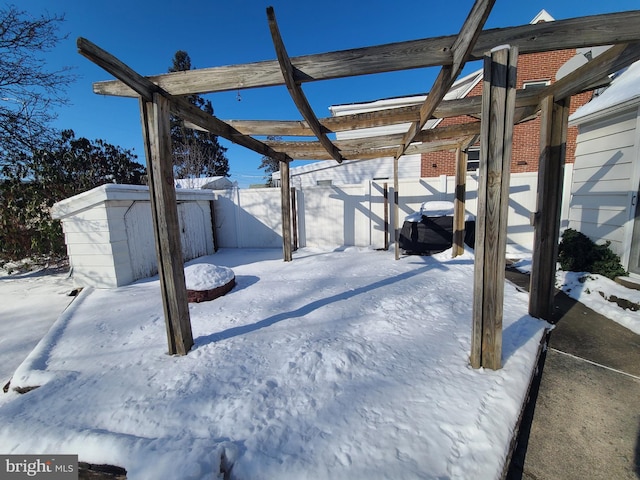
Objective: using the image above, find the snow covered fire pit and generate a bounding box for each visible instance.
[184,264,235,303]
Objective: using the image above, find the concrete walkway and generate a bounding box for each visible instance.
[506,270,640,480]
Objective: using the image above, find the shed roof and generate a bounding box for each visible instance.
[175,176,234,190]
[51,184,214,220]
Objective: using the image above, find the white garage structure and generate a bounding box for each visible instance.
[568,60,640,276]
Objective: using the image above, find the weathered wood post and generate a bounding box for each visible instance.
[452,146,468,258]
[470,45,518,370]
[383,182,389,251]
[291,186,298,251]
[280,159,293,261]
[393,156,400,260]
[140,94,193,355]
[529,96,570,320]
[210,200,219,253]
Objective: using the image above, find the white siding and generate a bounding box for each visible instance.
[211,189,240,248]
[569,109,639,259]
[179,202,214,260]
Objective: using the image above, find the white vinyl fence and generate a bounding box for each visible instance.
[213,167,574,252]
[54,169,573,287]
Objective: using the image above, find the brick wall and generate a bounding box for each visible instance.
[420,50,593,177]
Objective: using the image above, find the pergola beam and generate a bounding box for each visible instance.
[77,37,290,164]
[395,0,495,159]
[267,7,343,163]
[265,122,482,155]
[93,11,640,97]
[452,145,468,258]
[266,137,467,161]
[279,159,293,262]
[260,107,539,161]
[194,89,537,138]
[165,35,632,165]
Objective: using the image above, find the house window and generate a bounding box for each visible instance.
[466,149,480,172]
[316,180,332,186]
[523,80,550,90]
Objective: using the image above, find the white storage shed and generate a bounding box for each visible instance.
[51,184,216,288]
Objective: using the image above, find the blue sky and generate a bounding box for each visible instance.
[19,0,640,187]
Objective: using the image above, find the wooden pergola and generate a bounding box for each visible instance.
[78,1,640,367]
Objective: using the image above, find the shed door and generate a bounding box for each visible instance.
[125,201,158,281]
[177,202,209,262]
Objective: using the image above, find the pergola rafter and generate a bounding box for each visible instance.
[267,6,343,163]
[394,0,495,159]
[80,3,640,365]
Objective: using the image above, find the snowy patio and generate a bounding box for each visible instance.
[0,247,549,479]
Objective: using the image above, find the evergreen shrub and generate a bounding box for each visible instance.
[558,228,627,280]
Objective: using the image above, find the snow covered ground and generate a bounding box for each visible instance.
[512,258,640,335]
[0,246,636,479]
[0,267,75,388]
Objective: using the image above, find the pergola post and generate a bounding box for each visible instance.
[383,182,390,251]
[393,156,400,260]
[140,94,193,355]
[452,146,468,258]
[529,96,570,320]
[280,159,293,261]
[470,46,518,370]
[291,186,298,251]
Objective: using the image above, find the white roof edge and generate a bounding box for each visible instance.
[531,9,555,24]
[453,67,483,98]
[329,94,427,116]
[175,176,233,189]
[329,68,483,116]
[569,60,640,125]
[569,96,640,127]
[51,184,214,219]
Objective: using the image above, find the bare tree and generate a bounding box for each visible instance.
[0,5,75,168]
